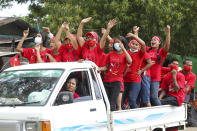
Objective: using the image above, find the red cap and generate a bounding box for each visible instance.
[85,32,98,41]
[152,36,161,43]
[128,40,140,47]
[64,34,77,41]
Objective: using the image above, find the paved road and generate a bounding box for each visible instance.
[183,127,197,131]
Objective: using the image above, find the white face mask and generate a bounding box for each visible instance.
[129,48,138,53]
[114,43,121,51]
[34,37,42,44]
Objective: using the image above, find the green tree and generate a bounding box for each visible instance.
[1,0,197,57]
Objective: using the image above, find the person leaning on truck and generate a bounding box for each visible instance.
[179,59,196,103]
[159,59,185,106]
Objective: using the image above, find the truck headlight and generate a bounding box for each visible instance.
[25,121,51,131]
[25,122,38,131]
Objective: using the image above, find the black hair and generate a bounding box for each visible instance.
[169,58,179,64]
[147,36,163,64]
[113,35,129,50]
[66,77,78,86]
[183,59,192,64]
[38,32,48,47]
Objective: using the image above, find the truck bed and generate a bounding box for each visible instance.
[111,104,187,131]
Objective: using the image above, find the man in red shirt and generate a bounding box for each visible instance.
[55,22,81,62]
[159,60,185,106]
[180,59,196,103]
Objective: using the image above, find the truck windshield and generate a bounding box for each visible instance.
[0,69,63,106]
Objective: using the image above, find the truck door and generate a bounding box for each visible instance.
[51,69,108,131]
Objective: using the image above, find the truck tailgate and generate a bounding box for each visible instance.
[112,104,187,131]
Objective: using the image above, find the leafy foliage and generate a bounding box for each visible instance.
[1,0,197,57]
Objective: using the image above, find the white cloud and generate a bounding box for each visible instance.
[0,2,30,17]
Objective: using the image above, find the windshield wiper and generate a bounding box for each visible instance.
[0,101,40,107]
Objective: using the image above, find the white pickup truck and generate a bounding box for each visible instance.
[0,61,187,131]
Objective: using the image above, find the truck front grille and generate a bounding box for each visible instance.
[0,120,23,131]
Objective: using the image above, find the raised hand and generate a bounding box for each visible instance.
[23,28,29,37]
[42,27,50,33]
[61,22,69,31]
[126,32,135,38]
[101,28,106,34]
[166,25,170,32]
[133,26,139,33]
[81,17,92,24]
[107,19,117,29]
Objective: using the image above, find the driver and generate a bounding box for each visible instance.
[62,77,80,99]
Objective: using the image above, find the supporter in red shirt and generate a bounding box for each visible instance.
[42,27,62,62]
[138,52,153,107]
[161,58,180,83]
[180,59,196,103]
[146,25,171,106]
[49,40,62,62]
[55,22,81,62]
[16,28,53,63]
[77,17,116,66]
[99,37,132,111]
[122,27,146,109]
[159,60,185,106]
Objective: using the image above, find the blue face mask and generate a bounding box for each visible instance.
[34,37,42,44]
[114,43,121,51]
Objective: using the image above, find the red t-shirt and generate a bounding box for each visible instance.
[52,52,62,62]
[179,70,196,94]
[141,52,151,77]
[104,51,127,82]
[98,52,108,67]
[74,92,80,99]
[21,48,53,64]
[58,44,81,62]
[161,67,171,81]
[124,50,144,83]
[146,47,168,81]
[161,72,185,106]
[82,42,104,66]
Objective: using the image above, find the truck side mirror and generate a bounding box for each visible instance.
[57,91,73,105]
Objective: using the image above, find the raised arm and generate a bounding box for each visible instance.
[163,25,170,52]
[16,28,29,53]
[101,28,113,41]
[119,43,132,64]
[133,26,139,37]
[77,17,92,47]
[100,19,117,49]
[62,22,78,50]
[54,24,64,48]
[126,32,146,53]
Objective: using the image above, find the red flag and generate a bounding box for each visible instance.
[10,54,20,67]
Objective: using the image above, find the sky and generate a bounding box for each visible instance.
[0,2,30,17]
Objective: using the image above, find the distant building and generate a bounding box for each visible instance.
[0,17,37,71]
[0,17,37,52]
